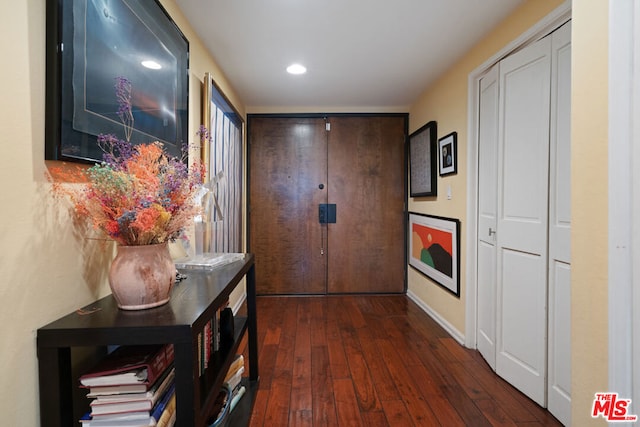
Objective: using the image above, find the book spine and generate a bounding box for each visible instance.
[156,393,176,427]
[141,344,173,387]
[151,383,176,421]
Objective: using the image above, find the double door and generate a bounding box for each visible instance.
[248,115,407,295]
[476,21,571,425]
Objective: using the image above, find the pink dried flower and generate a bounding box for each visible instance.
[50,77,204,246]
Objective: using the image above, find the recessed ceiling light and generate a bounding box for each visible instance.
[286,63,307,75]
[141,60,162,70]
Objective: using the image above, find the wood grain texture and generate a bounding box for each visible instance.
[248,117,328,294]
[246,295,563,427]
[248,114,407,295]
[327,116,407,293]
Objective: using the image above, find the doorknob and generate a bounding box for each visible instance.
[318,183,324,189]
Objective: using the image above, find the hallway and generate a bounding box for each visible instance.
[244,295,563,426]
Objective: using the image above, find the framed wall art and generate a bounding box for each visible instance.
[408,212,460,297]
[200,72,244,253]
[45,0,189,163]
[438,131,457,176]
[409,121,438,197]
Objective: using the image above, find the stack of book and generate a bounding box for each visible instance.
[207,354,247,426]
[78,344,176,427]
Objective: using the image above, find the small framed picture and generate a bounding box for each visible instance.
[438,132,457,176]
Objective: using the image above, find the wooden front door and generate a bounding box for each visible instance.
[249,114,407,295]
[248,117,328,294]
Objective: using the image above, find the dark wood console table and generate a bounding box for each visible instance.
[37,253,258,427]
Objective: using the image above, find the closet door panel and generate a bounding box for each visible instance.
[477,65,500,369]
[495,36,551,406]
[547,21,572,427]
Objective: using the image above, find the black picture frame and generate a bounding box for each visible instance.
[45,0,189,163]
[409,121,438,197]
[408,212,460,297]
[438,131,458,176]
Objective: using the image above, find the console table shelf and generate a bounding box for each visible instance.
[36,253,258,427]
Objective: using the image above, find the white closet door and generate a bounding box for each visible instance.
[477,64,500,370]
[547,21,572,426]
[496,36,551,406]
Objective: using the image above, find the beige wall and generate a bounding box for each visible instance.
[571,1,609,425]
[408,0,565,336]
[1,0,613,425]
[409,0,611,426]
[0,1,243,425]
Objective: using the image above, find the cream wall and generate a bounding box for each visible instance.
[2,1,613,426]
[571,1,609,425]
[0,1,243,425]
[408,0,564,337]
[409,0,611,426]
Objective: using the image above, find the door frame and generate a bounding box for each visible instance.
[464,1,572,349]
[246,112,410,295]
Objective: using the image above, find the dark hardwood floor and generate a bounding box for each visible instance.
[242,295,563,426]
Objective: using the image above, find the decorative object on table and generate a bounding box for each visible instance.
[108,243,176,309]
[409,120,438,197]
[45,0,189,163]
[192,166,225,256]
[174,252,245,271]
[50,77,204,310]
[408,212,461,297]
[438,131,458,176]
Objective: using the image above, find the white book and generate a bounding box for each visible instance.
[223,366,244,391]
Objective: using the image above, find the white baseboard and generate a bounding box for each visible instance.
[406,289,466,346]
[231,291,247,315]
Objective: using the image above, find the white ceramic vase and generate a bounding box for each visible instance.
[108,242,176,310]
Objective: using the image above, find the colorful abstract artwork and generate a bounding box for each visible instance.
[408,213,460,297]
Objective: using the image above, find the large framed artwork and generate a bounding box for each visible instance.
[409,121,438,197]
[408,212,460,297]
[200,72,244,253]
[45,0,189,163]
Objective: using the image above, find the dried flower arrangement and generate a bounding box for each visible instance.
[51,77,204,246]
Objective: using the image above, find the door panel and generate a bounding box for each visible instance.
[249,115,406,295]
[249,117,328,294]
[496,36,551,406]
[547,21,572,426]
[477,65,500,369]
[499,249,546,384]
[548,260,571,418]
[327,116,406,293]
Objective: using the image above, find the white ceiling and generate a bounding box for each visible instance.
[175,0,525,110]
